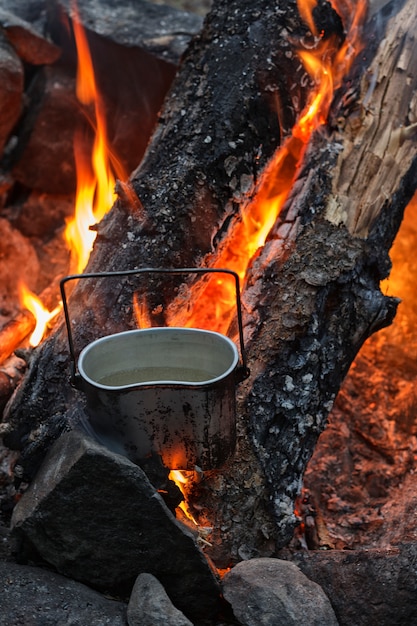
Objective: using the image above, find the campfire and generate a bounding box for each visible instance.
[1,0,417,623]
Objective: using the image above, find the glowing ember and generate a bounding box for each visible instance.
[169,470,198,525]
[64,3,125,273]
[19,284,61,347]
[167,0,366,335]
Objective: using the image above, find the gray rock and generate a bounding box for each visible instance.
[0,8,60,65]
[11,429,221,622]
[0,31,23,154]
[222,557,338,626]
[0,217,40,322]
[291,544,417,626]
[12,65,81,194]
[0,0,46,27]
[11,1,183,193]
[0,561,127,625]
[127,573,193,626]
[54,0,203,64]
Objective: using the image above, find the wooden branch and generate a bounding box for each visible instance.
[230,0,417,548]
[0,311,35,364]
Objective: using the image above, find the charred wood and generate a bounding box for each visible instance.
[0,312,34,365]
[236,0,417,547]
[0,354,26,414]
[3,0,315,470]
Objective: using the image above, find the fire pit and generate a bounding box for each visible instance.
[1,0,417,623]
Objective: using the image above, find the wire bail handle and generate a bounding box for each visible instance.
[60,267,250,384]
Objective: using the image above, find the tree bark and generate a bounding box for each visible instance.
[3,0,316,464]
[238,0,417,548]
[3,0,417,557]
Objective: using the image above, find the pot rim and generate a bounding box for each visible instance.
[78,326,240,390]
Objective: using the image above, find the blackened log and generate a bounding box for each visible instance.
[238,0,417,547]
[3,0,314,463]
[3,0,417,559]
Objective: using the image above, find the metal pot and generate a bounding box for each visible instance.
[61,268,249,470]
[77,327,238,469]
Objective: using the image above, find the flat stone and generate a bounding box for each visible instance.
[54,0,203,64]
[0,8,61,65]
[127,573,193,626]
[222,557,338,626]
[11,429,221,622]
[291,544,417,626]
[0,561,127,626]
[11,65,81,194]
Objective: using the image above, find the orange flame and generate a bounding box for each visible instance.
[133,292,153,329]
[169,470,198,525]
[64,3,125,273]
[295,0,367,142]
[167,0,366,335]
[16,4,128,349]
[297,0,319,35]
[19,284,61,347]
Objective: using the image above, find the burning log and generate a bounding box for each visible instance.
[3,0,417,563]
[0,312,35,365]
[0,279,62,367]
[3,0,313,462]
